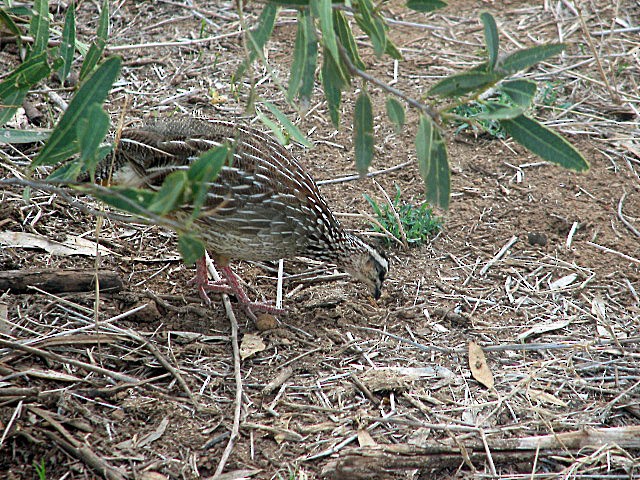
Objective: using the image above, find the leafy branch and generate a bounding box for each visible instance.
[0,0,589,263]
[234,1,588,209]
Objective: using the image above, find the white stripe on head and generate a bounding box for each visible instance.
[364,241,388,272]
[353,235,388,273]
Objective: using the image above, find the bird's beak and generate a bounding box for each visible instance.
[373,285,381,300]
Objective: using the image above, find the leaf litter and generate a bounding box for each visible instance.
[0,1,639,479]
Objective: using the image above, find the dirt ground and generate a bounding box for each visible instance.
[1,1,639,479]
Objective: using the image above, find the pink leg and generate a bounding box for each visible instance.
[188,257,233,304]
[190,256,284,320]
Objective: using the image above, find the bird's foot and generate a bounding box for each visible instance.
[191,257,285,320]
[190,278,233,304]
[196,281,284,320]
[188,258,233,304]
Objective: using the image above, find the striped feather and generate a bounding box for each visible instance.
[97,117,388,298]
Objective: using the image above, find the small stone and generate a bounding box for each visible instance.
[139,473,169,480]
[131,301,161,323]
[527,232,548,246]
[111,409,125,421]
[255,313,278,331]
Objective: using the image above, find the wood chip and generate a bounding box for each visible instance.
[357,428,377,447]
[469,341,494,389]
[240,333,266,360]
[517,319,572,341]
[0,231,114,256]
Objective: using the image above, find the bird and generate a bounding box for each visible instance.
[93,117,388,320]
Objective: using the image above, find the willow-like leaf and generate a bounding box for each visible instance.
[385,97,405,134]
[57,2,76,83]
[429,71,502,98]
[480,12,499,70]
[178,233,205,265]
[354,90,374,175]
[500,115,588,172]
[79,0,109,80]
[501,79,537,107]
[33,56,121,166]
[416,115,450,209]
[406,0,448,12]
[499,43,566,74]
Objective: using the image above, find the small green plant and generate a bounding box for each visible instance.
[34,459,46,480]
[451,91,511,139]
[537,81,560,106]
[364,185,441,247]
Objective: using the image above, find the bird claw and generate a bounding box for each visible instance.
[189,260,285,320]
[197,289,284,321]
[188,277,232,304]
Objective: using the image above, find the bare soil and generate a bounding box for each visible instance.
[1,1,639,479]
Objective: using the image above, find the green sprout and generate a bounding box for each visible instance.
[451,91,511,138]
[364,185,441,247]
[34,459,46,480]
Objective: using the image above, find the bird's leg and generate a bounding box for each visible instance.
[217,265,285,319]
[188,256,234,304]
[190,256,284,319]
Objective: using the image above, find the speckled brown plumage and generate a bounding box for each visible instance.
[98,117,388,317]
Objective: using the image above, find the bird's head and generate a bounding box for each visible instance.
[341,235,388,300]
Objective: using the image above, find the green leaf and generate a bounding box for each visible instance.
[501,79,537,107]
[0,52,51,125]
[429,71,502,97]
[79,0,109,81]
[257,112,287,145]
[355,0,386,57]
[263,102,312,147]
[334,10,365,70]
[354,90,374,176]
[287,11,308,102]
[475,103,523,120]
[47,159,83,181]
[57,2,76,83]
[188,146,228,218]
[385,97,405,133]
[33,56,122,167]
[500,114,589,172]
[499,43,566,74]
[372,16,389,58]
[299,11,318,107]
[187,146,227,183]
[0,128,51,143]
[178,233,205,265]
[363,193,383,217]
[237,3,278,78]
[250,3,278,54]
[0,8,22,40]
[416,115,450,209]
[0,52,51,98]
[5,6,31,15]
[384,38,402,60]
[147,171,188,215]
[77,103,110,170]
[321,50,345,127]
[406,0,448,12]
[317,0,339,65]
[29,0,49,58]
[93,187,156,215]
[267,0,310,4]
[480,12,499,70]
